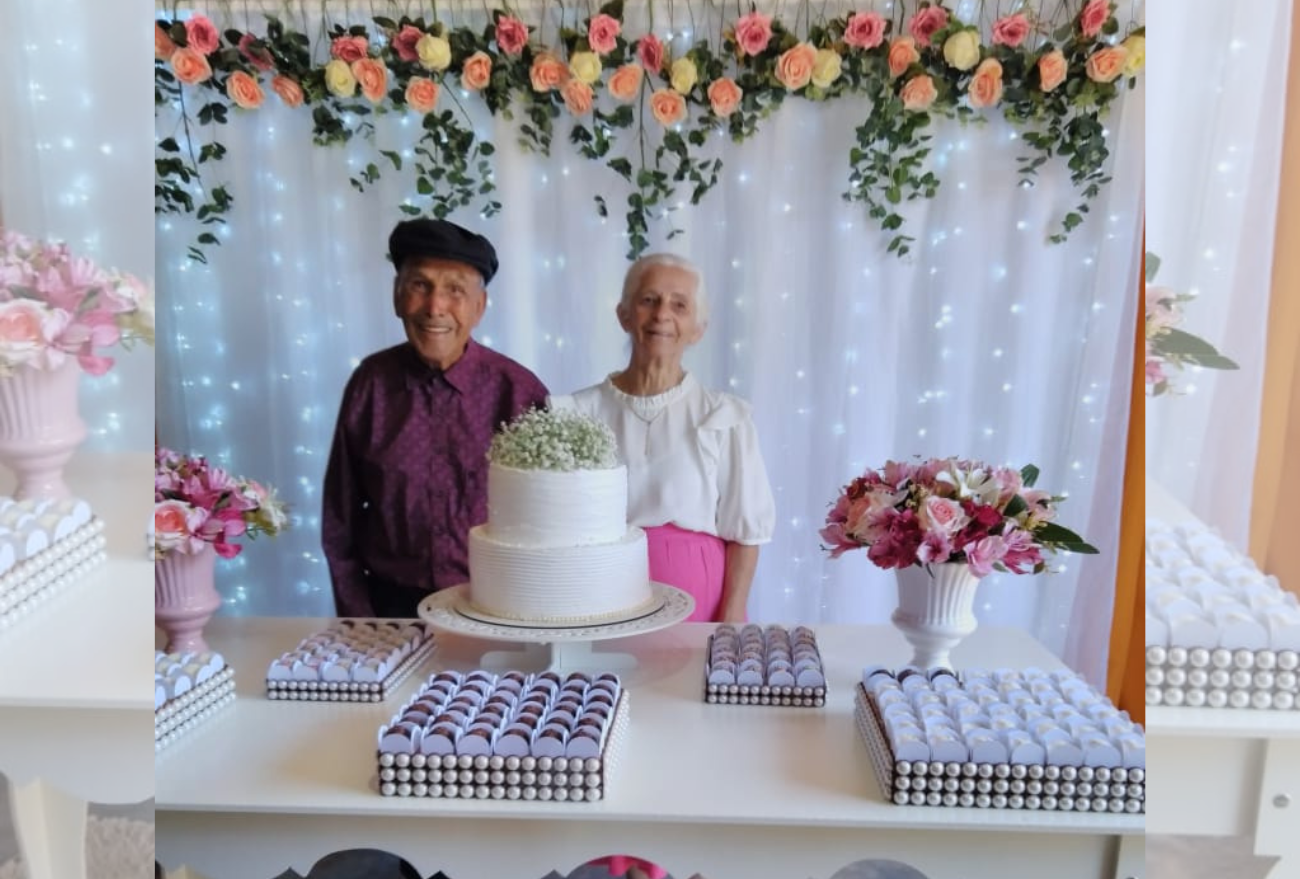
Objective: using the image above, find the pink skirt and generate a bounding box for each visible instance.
[644,523,726,623]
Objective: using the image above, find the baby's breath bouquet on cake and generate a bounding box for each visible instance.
[489,408,618,471]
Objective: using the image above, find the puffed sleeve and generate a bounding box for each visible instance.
[700,396,776,545]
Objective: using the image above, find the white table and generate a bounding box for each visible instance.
[0,453,155,879]
[1146,477,1300,879]
[156,619,1143,879]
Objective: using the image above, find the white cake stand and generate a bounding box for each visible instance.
[418,582,694,671]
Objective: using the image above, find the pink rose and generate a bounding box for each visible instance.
[184,15,220,56]
[991,13,1030,48]
[843,11,886,50]
[1037,49,1067,92]
[461,51,493,91]
[225,71,265,109]
[733,11,773,56]
[919,496,968,536]
[237,33,275,71]
[1085,46,1127,83]
[908,6,949,47]
[707,77,742,117]
[0,299,58,367]
[154,499,208,556]
[965,535,1006,578]
[608,63,644,102]
[155,23,177,60]
[637,34,665,73]
[405,76,440,113]
[392,25,423,63]
[271,75,304,107]
[887,36,920,78]
[899,74,937,111]
[775,42,817,90]
[649,88,687,126]
[170,47,213,85]
[1079,0,1110,38]
[967,57,1003,108]
[331,35,369,63]
[561,79,594,115]
[351,58,388,103]
[587,13,621,55]
[529,53,569,92]
[495,16,529,56]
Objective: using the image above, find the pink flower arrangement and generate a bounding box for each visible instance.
[0,228,154,377]
[154,446,289,560]
[820,458,1096,578]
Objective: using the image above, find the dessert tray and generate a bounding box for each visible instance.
[266,619,436,702]
[703,623,827,707]
[156,651,235,752]
[0,497,105,629]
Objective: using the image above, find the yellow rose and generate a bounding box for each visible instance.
[324,58,357,98]
[670,56,698,94]
[943,29,981,71]
[811,48,842,89]
[569,50,602,85]
[416,33,452,71]
[1121,34,1145,75]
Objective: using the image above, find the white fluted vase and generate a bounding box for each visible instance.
[892,562,981,669]
[0,359,86,500]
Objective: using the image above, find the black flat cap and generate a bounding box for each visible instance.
[388,218,499,283]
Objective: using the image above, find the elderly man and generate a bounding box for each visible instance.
[322,219,548,618]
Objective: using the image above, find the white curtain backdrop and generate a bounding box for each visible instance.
[156,0,1144,687]
[1145,0,1291,550]
[0,0,155,453]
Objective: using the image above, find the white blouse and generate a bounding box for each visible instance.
[550,373,776,545]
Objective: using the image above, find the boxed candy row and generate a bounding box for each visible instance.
[156,651,228,707]
[0,497,94,568]
[266,620,435,691]
[1145,645,1300,710]
[705,624,826,698]
[0,522,106,623]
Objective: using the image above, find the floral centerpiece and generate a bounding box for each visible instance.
[1145,253,1238,396]
[153,446,289,559]
[0,228,154,377]
[489,408,618,471]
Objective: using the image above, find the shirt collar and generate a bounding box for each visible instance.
[401,338,483,394]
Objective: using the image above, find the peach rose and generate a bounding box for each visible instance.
[843,11,886,50]
[392,25,423,63]
[154,499,205,556]
[0,299,55,366]
[495,15,529,56]
[1121,34,1145,75]
[529,52,569,92]
[637,34,665,72]
[405,76,440,113]
[1085,46,1127,83]
[184,15,220,55]
[608,63,644,102]
[225,71,265,109]
[942,30,981,72]
[352,58,388,103]
[271,75,304,108]
[967,57,1003,108]
[331,35,369,64]
[887,36,920,78]
[733,11,773,56]
[416,33,452,71]
[461,51,492,91]
[1079,0,1110,38]
[570,50,602,85]
[707,77,742,117]
[237,33,275,71]
[170,47,212,85]
[1038,49,1067,92]
[669,56,698,94]
[155,23,177,60]
[776,42,817,90]
[907,6,948,47]
[899,74,937,111]
[649,88,687,126]
[561,79,594,115]
[323,58,357,97]
[588,13,621,55]
[992,13,1030,48]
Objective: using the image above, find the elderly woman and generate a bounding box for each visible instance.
[550,253,775,622]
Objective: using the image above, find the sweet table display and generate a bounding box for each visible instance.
[1146,478,1300,879]
[156,618,1142,879]
[156,651,235,752]
[703,623,827,706]
[0,496,105,629]
[266,619,436,702]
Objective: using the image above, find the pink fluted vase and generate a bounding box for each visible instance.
[0,359,87,500]
[892,562,981,669]
[155,543,221,653]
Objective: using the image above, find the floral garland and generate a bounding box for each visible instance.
[1145,253,1238,396]
[155,1,1144,260]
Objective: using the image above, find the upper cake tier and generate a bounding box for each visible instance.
[485,464,627,547]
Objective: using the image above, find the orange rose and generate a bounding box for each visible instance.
[155,23,176,60]
[561,79,594,115]
[352,58,388,103]
[271,75,304,108]
[649,88,686,126]
[887,36,920,79]
[170,47,212,85]
[608,63,643,102]
[1037,50,1067,92]
[529,52,569,92]
[1085,46,1128,83]
[461,51,493,91]
[775,42,817,90]
[707,77,742,117]
[405,76,440,114]
[967,57,1003,108]
[225,71,264,109]
[899,74,937,111]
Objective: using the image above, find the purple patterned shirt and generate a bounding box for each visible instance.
[322,340,548,616]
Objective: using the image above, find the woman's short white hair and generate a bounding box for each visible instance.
[618,253,709,327]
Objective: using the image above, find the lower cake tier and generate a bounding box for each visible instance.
[467,525,653,623]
